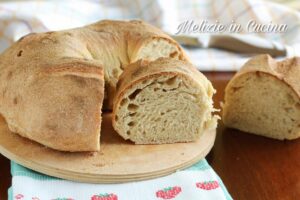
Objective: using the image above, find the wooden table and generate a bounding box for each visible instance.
[1,72,299,200]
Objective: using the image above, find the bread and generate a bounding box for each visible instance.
[223,54,300,140]
[112,58,218,144]
[0,20,194,152]
[86,20,188,109]
[0,55,105,152]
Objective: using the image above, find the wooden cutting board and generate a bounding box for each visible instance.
[0,113,216,183]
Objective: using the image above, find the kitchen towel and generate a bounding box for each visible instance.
[0,0,299,70]
[9,160,232,200]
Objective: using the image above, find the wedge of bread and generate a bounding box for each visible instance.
[223,55,300,140]
[112,58,218,144]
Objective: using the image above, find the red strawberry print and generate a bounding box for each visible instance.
[15,194,24,200]
[196,180,219,190]
[91,193,118,200]
[156,186,182,199]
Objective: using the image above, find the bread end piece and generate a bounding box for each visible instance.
[223,55,300,140]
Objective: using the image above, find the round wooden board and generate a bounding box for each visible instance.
[0,113,216,183]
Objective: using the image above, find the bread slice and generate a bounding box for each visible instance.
[223,55,300,140]
[112,58,218,144]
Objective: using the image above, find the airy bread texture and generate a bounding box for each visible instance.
[112,58,218,144]
[0,20,187,152]
[223,55,300,140]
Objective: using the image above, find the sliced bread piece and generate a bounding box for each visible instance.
[112,58,218,144]
[223,54,300,140]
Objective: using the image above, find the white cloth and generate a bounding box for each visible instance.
[0,0,298,70]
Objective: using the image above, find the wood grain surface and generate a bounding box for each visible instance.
[1,72,299,200]
[0,113,216,183]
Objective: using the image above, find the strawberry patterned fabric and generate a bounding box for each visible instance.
[9,160,232,200]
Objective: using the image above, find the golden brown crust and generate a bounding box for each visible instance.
[86,20,188,62]
[116,58,212,96]
[231,54,300,98]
